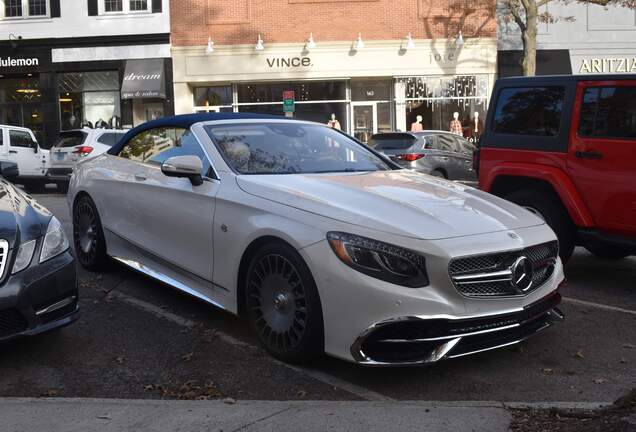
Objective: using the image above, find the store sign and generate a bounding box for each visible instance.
[266,57,312,68]
[121,59,166,99]
[578,57,636,74]
[283,90,295,113]
[0,56,39,68]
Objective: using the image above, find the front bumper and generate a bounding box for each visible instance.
[0,250,79,342]
[351,292,563,365]
[299,224,564,365]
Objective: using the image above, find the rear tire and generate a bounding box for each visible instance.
[504,189,576,263]
[585,244,630,260]
[431,169,446,179]
[73,195,110,271]
[244,242,324,364]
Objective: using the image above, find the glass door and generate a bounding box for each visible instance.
[351,103,375,143]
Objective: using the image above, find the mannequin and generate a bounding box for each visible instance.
[470,111,484,143]
[449,112,462,135]
[327,113,341,130]
[411,115,423,132]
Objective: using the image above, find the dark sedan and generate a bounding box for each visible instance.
[0,173,78,342]
[369,131,477,182]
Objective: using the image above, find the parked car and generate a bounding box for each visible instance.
[69,113,564,366]
[0,125,49,191]
[0,164,78,342]
[369,131,476,182]
[48,128,128,190]
[0,160,19,182]
[477,75,636,262]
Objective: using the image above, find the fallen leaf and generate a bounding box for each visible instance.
[181,352,194,362]
[222,397,236,405]
[297,390,308,397]
[593,378,607,384]
[114,356,125,364]
[541,368,554,375]
[41,389,58,397]
[143,384,155,391]
[574,350,585,359]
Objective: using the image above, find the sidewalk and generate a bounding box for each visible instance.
[0,398,515,432]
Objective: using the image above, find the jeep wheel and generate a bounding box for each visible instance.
[504,189,576,263]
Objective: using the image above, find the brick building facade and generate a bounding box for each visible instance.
[170,0,498,140]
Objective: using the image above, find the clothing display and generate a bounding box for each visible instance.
[450,119,462,135]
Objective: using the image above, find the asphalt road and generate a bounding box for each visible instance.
[1,193,634,403]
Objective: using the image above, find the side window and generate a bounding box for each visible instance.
[118,127,212,177]
[436,134,457,152]
[579,86,636,139]
[456,138,474,156]
[492,86,566,136]
[9,130,36,148]
[97,133,119,147]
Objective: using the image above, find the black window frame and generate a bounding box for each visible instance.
[8,129,36,149]
[577,85,636,141]
[482,81,576,153]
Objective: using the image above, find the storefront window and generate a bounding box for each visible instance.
[396,75,489,141]
[58,71,121,130]
[236,81,349,131]
[351,80,391,102]
[0,76,43,142]
[193,85,233,112]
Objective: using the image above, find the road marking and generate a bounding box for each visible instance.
[562,297,636,316]
[109,290,393,401]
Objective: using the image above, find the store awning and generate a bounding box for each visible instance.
[121,58,166,99]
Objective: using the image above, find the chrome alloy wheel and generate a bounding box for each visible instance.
[247,254,308,352]
[73,200,98,265]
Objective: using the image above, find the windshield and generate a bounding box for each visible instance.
[54,131,87,148]
[205,122,392,175]
[369,134,417,150]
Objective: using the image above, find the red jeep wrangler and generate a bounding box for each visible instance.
[477,75,636,262]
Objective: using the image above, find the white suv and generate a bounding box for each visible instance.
[68,114,565,366]
[0,125,48,190]
[49,129,127,189]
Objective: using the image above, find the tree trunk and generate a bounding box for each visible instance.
[521,1,538,76]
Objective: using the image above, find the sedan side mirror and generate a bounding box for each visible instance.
[161,155,204,186]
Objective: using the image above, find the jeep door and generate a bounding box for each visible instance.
[568,80,636,234]
[7,128,46,177]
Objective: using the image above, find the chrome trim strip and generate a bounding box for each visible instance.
[446,321,554,359]
[35,295,77,316]
[452,269,512,282]
[0,239,8,279]
[112,256,228,312]
[376,322,521,343]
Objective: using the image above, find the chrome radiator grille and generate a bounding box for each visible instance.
[449,241,559,298]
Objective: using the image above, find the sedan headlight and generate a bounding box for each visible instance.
[327,232,429,288]
[40,217,69,263]
[12,239,36,274]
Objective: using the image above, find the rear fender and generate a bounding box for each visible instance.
[482,163,594,227]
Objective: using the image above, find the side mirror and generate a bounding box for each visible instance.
[31,141,38,153]
[161,155,204,186]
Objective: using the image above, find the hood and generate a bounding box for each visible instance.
[0,181,52,248]
[236,170,544,240]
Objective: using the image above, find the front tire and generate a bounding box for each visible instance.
[73,195,109,271]
[504,189,576,263]
[244,242,324,364]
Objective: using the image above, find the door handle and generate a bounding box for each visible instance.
[575,151,603,160]
[9,150,17,154]
[134,173,147,182]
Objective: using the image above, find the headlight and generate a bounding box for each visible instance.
[40,216,69,263]
[327,232,429,288]
[12,239,36,274]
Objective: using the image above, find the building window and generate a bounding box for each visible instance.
[58,71,121,130]
[104,0,123,12]
[396,75,490,139]
[100,0,149,14]
[193,85,233,113]
[2,0,48,18]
